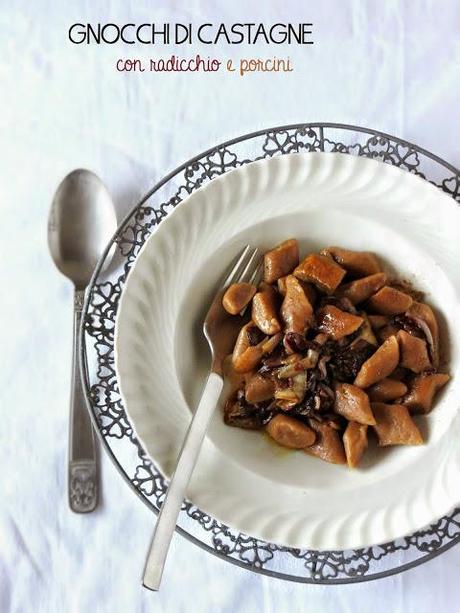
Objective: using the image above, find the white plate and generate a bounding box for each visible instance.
[115,152,460,550]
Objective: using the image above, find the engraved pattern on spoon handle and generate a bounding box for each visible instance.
[68,288,98,513]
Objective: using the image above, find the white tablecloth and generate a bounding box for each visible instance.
[2,0,460,611]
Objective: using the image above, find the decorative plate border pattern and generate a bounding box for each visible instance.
[80,123,460,583]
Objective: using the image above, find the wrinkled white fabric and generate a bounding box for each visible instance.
[1,0,459,611]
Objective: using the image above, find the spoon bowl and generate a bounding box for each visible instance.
[48,169,117,288]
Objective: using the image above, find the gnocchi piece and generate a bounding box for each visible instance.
[334,383,376,425]
[245,374,275,404]
[294,253,346,294]
[252,286,281,335]
[397,330,431,373]
[367,378,408,402]
[279,278,318,306]
[343,422,368,468]
[264,239,299,284]
[403,373,450,414]
[317,305,363,340]
[371,403,423,446]
[354,335,399,388]
[305,420,347,464]
[280,275,313,334]
[222,282,257,314]
[321,247,382,278]
[266,414,316,449]
[366,286,413,315]
[338,272,387,305]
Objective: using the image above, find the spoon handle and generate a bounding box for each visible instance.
[68,288,98,513]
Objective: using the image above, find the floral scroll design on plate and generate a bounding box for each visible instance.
[83,125,460,583]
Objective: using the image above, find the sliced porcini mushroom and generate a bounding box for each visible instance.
[245,374,275,404]
[320,247,382,278]
[397,330,431,373]
[232,321,257,364]
[334,383,376,425]
[390,281,425,302]
[366,286,413,315]
[317,305,364,340]
[371,403,423,445]
[368,315,388,331]
[317,354,331,379]
[273,352,301,367]
[281,275,313,334]
[222,282,257,315]
[407,302,440,368]
[367,378,408,402]
[261,332,282,354]
[343,422,368,468]
[277,349,319,378]
[290,371,308,403]
[233,337,282,373]
[233,344,265,373]
[294,253,346,294]
[338,272,387,305]
[266,414,316,449]
[224,396,262,430]
[274,371,307,409]
[355,314,378,345]
[232,321,254,357]
[232,322,282,373]
[264,239,299,284]
[252,286,281,335]
[354,335,399,388]
[304,420,347,464]
[403,373,450,414]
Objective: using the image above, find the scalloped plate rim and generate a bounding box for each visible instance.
[114,152,460,550]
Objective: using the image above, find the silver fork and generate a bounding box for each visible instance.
[142,245,260,591]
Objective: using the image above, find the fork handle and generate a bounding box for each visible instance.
[142,372,223,591]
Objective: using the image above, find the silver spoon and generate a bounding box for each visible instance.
[48,169,117,512]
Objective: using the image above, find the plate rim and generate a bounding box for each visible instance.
[114,150,460,550]
[80,123,460,583]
